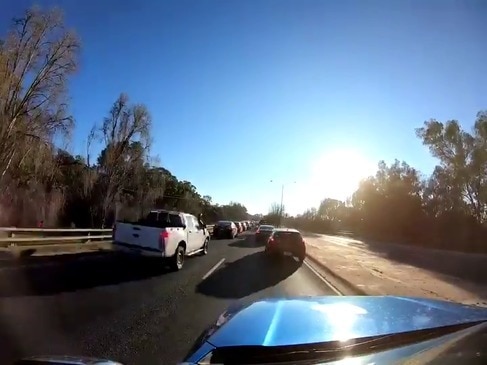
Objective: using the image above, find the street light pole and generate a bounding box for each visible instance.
[270,180,295,227]
[279,184,284,227]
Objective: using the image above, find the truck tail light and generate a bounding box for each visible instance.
[159,231,169,251]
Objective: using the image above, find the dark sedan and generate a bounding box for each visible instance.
[255,224,275,244]
[265,228,306,262]
[213,221,237,239]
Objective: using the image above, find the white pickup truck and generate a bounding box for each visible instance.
[113,210,210,270]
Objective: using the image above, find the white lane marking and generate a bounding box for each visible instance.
[303,259,343,296]
[202,258,225,280]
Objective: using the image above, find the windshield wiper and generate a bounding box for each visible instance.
[209,320,486,364]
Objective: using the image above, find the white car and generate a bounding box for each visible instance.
[113,210,210,270]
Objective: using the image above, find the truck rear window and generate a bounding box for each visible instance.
[139,212,183,227]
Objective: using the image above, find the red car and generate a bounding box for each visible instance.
[265,228,306,262]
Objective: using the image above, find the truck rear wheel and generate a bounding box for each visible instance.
[170,245,185,271]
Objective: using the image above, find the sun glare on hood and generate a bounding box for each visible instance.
[311,302,368,342]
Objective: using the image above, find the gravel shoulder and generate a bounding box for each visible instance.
[304,233,487,307]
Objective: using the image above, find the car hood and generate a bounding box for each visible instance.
[206,296,487,348]
[15,355,122,364]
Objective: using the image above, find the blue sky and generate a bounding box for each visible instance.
[1,0,486,215]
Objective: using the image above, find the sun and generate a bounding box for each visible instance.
[308,148,377,202]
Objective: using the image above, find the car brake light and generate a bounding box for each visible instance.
[159,231,169,251]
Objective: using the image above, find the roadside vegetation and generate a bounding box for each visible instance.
[0,7,249,228]
[280,115,487,253]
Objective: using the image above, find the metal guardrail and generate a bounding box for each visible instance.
[0,227,112,248]
[0,225,216,248]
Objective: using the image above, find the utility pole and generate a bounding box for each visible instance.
[279,184,284,227]
[270,180,296,227]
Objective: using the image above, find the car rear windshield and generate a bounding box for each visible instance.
[217,221,232,227]
[273,231,302,241]
[259,225,274,231]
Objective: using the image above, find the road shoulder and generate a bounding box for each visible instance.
[304,233,487,307]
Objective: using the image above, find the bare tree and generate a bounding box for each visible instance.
[269,202,284,216]
[266,202,285,226]
[98,93,152,226]
[0,7,80,182]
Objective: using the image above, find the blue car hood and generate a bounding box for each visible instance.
[207,296,487,347]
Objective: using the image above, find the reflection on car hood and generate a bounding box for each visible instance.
[207,296,487,347]
[15,355,122,364]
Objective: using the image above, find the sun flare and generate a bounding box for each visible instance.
[308,148,377,202]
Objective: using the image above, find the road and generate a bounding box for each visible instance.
[0,232,338,365]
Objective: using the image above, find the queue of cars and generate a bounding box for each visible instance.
[212,220,257,239]
[112,208,305,272]
[213,220,306,263]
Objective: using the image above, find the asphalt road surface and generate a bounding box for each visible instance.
[0,232,338,365]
